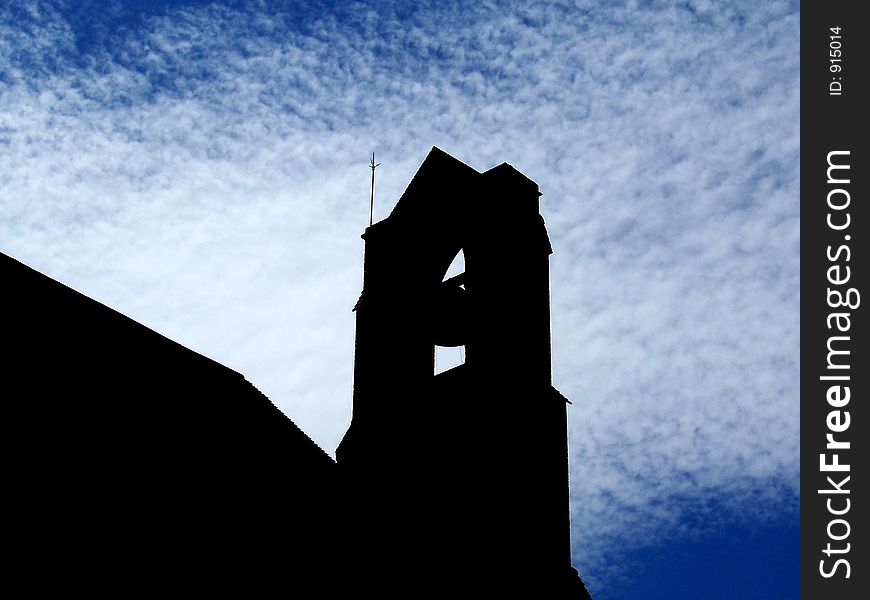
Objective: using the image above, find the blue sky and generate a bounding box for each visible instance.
[0,1,800,597]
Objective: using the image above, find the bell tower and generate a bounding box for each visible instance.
[337,147,590,598]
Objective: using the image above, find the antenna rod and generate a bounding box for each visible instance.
[369,152,380,227]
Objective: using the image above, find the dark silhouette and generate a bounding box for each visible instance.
[339,147,590,597]
[2,249,338,594]
[2,147,592,597]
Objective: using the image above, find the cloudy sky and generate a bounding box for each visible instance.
[1,1,799,597]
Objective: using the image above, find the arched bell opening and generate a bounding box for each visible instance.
[434,250,467,374]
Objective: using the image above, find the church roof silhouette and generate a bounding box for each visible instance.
[3,147,593,598]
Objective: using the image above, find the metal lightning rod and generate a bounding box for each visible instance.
[369,152,380,227]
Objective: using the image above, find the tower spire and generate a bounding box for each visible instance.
[369,152,380,227]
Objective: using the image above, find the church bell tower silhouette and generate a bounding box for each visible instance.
[337,147,591,598]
